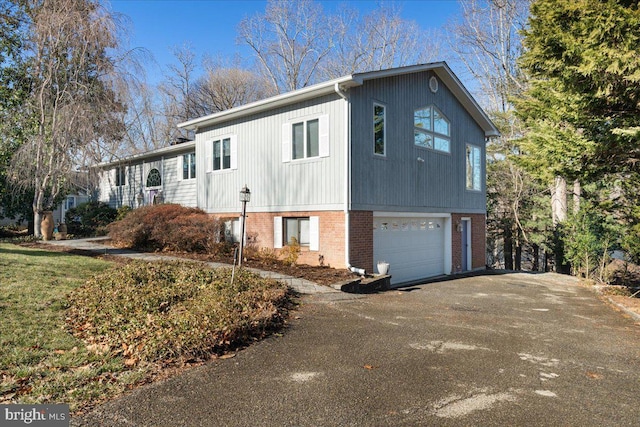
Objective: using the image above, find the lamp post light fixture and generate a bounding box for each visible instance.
[238,185,251,266]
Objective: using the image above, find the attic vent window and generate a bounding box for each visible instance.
[429,76,438,93]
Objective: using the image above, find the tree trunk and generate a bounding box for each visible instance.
[532,244,540,271]
[504,224,513,270]
[33,209,42,237]
[573,179,581,214]
[515,241,522,271]
[551,176,567,224]
[544,251,550,272]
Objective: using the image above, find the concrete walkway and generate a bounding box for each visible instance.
[42,237,340,295]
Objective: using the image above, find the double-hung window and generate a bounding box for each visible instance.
[115,166,126,187]
[414,105,451,153]
[282,116,329,162]
[373,103,386,156]
[213,138,231,171]
[292,119,319,160]
[466,144,482,191]
[273,216,319,250]
[207,135,237,172]
[182,152,196,180]
[284,217,310,246]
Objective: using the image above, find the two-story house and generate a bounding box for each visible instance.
[98,62,498,285]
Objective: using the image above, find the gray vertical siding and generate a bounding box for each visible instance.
[349,71,486,213]
[195,94,346,213]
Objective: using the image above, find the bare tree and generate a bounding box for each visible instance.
[192,58,275,116]
[9,0,125,237]
[156,44,199,142]
[118,80,172,155]
[322,3,440,79]
[238,0,333,93]
[447,0,546,271]
[447,0,529,112]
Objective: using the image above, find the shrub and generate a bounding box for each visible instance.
[66,261,291,363]
[65,201,118,236]
[107,204,224,253]
[281,237,301,265]
[116,205,132,221]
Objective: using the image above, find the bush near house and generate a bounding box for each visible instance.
[108,204,229,254]
[65,201,118,236]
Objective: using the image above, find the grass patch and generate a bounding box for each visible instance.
[0,243,127,412]
[0,244,292,413]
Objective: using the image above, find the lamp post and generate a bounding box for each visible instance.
[238,185,251,267]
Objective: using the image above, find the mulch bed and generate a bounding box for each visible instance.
[19,241,357,286]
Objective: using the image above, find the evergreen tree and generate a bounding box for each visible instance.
[0,0,33,223]
[517,0,640,268]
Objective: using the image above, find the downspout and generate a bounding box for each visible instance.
[335,82,366,276]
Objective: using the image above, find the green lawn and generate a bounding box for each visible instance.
[0,243,292,414]
[0,243,147,412]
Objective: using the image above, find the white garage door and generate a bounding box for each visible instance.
[373,216,446,285]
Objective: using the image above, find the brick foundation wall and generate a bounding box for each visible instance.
[348,211,373,272]
[211,210,346,268]
[451,213,486,273]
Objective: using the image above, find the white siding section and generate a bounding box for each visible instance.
[318,115,330,158]
[195,94,347,214]
[162,155,197,207]
[97,147,197,209]
[282,123,291,163]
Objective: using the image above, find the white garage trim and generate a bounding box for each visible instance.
[373,213,451,285]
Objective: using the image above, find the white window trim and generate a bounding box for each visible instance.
[273,216,319,251]
[145,167,162,189]
[114,165,127,187]
[373,102,386,157]
[414,105,451,154]
[466,143,482,191]
[282,115,329,162]
[178,152,196,181]
[208,135,237,173]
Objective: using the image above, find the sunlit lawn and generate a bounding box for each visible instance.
[0,243,148,412]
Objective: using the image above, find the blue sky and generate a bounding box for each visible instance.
[109,0,462,84]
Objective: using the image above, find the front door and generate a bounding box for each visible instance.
[461,219,471,271]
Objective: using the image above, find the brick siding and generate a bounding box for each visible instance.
[210,210,346,268]
[451,213,486,273]
[348,211,374,272]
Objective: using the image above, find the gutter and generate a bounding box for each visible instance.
[334,83,366,276]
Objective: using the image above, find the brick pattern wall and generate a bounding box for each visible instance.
[211,210,346,268]
[451,213,486,273]
[348,211,373,272]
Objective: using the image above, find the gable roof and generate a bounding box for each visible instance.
[178,62,500,137]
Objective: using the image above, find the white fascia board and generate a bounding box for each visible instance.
[178,61,500,138]
[432,64,500,138]
[178,75,358,131]
[96,141,196,168]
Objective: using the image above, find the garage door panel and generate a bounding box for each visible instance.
[373,216,446,285]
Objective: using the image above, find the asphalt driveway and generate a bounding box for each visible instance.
[73,272,640,426]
